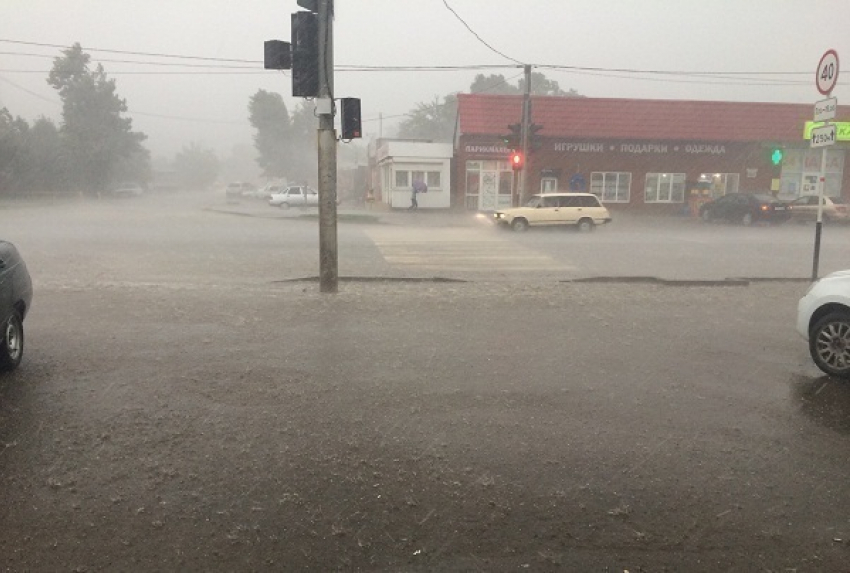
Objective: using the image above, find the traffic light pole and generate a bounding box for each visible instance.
[317,0,338,293]
[519,64,532,205]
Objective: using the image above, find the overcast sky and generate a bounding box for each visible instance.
[2,0,848,161]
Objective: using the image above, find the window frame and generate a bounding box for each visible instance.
[644,172,686,203]
[590,172,631,203]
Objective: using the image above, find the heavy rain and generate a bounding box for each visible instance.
[2,1,850,571]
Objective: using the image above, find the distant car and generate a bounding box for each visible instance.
[0,240,33,371]
[109,182,144,197]
[225,182,253,200]
[493,193,612,232]
[699,193,790,225]
[245,183,284,200]
[269,185,320,209]
[797,270,850,378]
[788,195,849,223]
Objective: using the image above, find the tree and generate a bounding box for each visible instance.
[174,142,219,191]
[0,109,28,196]
[397,72,581,140]
[47,43,148,193]
[397,94,458,142]
[17,117,65,194]
[519,72,582,97]
[469,74,520,95]
[248,89,292,179]
[287,101,318,184]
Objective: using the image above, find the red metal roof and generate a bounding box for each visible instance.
[457,94,845,143]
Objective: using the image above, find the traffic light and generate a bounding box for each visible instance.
[509,150,524,171]
[529,123,543,152]
[263,40,292,70]
[502,123,521,149]
[340,97,361,139]
[770,148,784,166]
[291,11,319,97]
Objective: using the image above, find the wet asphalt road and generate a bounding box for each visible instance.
[1,193,849,571]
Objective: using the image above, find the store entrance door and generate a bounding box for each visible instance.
[479,171,498,211]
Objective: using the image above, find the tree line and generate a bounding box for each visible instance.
[1,44,579,198]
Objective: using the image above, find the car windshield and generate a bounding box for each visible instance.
[831,197,846,204]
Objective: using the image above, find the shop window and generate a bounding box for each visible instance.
[395,170,409,188]
[645,173,685,203]
[541,177,558,193]
[426,171,441,189]
[698,173,739,199]
[780,149,844,199]
[590,172,631,203]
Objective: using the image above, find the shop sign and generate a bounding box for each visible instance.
[554,142,604,152]
[803,121,850,141]
[464,143,510,155]
[554,141,728,155]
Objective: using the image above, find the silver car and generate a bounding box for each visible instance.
[269,185,319,209]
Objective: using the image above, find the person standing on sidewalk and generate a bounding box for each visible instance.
[409,177,427,210]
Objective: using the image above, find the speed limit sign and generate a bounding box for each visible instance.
[816,50,839,95]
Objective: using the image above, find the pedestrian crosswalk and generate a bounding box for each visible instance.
[364,227,574,273]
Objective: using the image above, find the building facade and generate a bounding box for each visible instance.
[368,139,454,209]
[455,94,850,214]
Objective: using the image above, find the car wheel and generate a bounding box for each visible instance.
[741,212,753,226]
[279,202,290,210]
[511,218,528,232]
[809,311,850,378]
[0,313,24,371]
[577,218,595,232]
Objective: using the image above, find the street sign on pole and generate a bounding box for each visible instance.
[811,49,840,281]
[814,97,837,122]
[816,49,839,95]
[811,123,837,147]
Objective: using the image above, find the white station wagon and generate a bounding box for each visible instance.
[493,193,612,232]
[269,185,320,209]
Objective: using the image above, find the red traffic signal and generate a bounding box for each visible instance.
[509,150,524,171]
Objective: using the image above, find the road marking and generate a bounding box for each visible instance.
[365,227,574,272]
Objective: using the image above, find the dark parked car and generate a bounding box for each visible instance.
[0,241,33,371]
[699,193,790,225]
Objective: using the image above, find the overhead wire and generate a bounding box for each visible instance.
[440,1,523,65]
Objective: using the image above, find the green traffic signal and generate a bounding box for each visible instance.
[770,148,784,166]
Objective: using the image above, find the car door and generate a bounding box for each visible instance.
[0,243,15,323]
[304,187,319,206]
[288,186,306,206]
[556,195,582,225]
[534,196,563,225]
[718,195,743,221]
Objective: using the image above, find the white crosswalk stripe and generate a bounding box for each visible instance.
[365,227,574,272]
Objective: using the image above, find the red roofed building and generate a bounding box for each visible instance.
[454,94,849,214]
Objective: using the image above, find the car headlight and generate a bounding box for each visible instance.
[494,213,504,219]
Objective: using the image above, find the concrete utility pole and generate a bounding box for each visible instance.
[317,0,338,293]
[519,64,532,205]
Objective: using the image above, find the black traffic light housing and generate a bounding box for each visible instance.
[340,98,362,140]
[502,123,521,149]
[291,11,319,97]
[529,123,543,152]
[263,40,291,70]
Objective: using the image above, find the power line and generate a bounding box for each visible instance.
[0,38,822,80]
[440,1,523,65]
[0,38,259,63]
